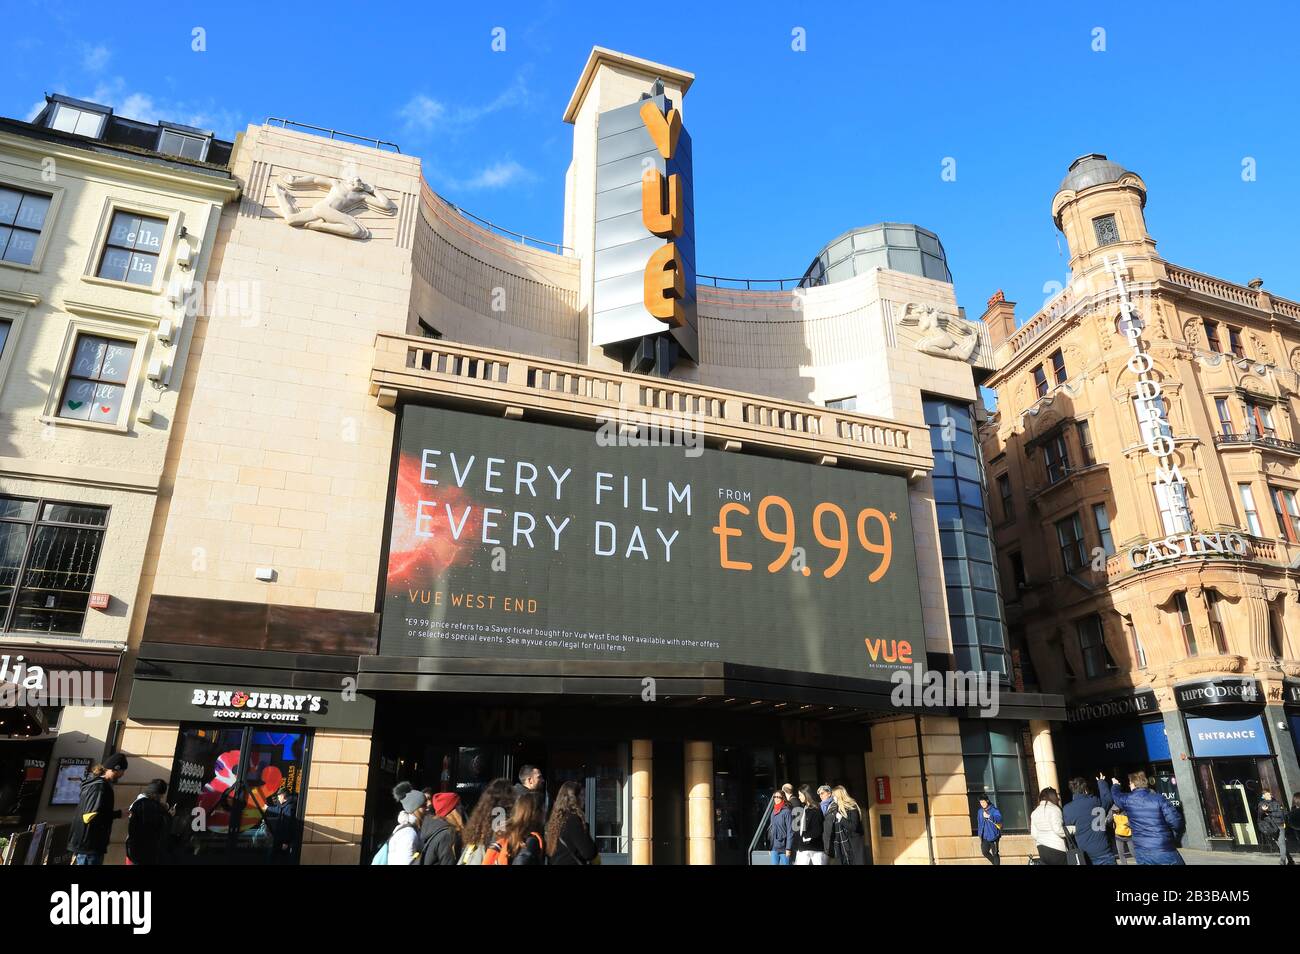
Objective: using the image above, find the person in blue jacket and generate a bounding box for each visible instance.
[1062,777,1115,864]
[975,794,1002,865]
[769,790,793,865]
[1108,770,1184,865]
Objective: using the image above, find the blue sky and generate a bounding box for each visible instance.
[5,0,1298,324]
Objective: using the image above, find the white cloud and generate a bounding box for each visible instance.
[460,160,535,190]
[82,44,111,72]
[398,73,532,137]
[399,94,446,134]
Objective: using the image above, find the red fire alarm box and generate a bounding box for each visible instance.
[875,776,891,804]
[87,593,111,611]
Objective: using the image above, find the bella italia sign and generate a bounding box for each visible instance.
[1128,531,1250,571]
[1108,254,1189,529]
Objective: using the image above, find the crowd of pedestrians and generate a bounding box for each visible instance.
[978,770,1300,866]
[767,783,865,865]
[377,765,599,865]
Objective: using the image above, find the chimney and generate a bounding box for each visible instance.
[980,290,1017,348]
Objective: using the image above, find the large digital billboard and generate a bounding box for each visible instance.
[380,406,926,678]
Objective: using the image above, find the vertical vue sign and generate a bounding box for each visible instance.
[1108,254,1189,529]
[591,93,698,357]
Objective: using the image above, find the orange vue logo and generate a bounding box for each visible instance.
[865,637,913,665]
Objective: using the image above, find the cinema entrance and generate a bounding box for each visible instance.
[361,688,879,866]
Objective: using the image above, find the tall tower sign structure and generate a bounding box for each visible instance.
[563,48,699,371]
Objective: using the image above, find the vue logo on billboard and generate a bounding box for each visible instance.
[865,637,913,665]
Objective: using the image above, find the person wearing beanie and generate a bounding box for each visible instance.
[386,785,427,865]
[126,778,173,866]
[68,753,128,865]
[419,791,465,865]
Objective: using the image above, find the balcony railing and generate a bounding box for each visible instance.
[1214,432,1300,455]
[370,334,932,475]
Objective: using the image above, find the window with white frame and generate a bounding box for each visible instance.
[1078,614,1118,679]
[158,128,211,161]
[1239,483,1262,536]
[1092,502,1115,556]
[57,334,135,424]
[0,186,52,266]
[1133,395,1173,444]
[0,319,10,361]
[96,210,167,286]
[1154,481,1192,534]
[49,103,106,138]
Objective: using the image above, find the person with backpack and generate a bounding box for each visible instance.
[1062,777,1114,865]
[458,778,515,865]
[1107,771,1184,865]
[68,753,127,865]
[769,790,793,865]
[792,785,826,864]
[826,785,866,865]
[375,783,426,865]
[1256,789,1289,866]
[419,792,464,865]
[126,778,172,865]
[483,791,545,865]
[975,794,1002,865]
[545,780,598,865]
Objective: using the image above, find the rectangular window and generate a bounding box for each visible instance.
[1271,486,1300,543]
[1056,513,1087,573]
[96,210,166,286]
[1092,214,1120,247]
[1239,483,1262,536]
[1127,618,1149,669]
[0,496,109,635]
[1245,401,1275,439]
[1076,420,1096,466]
[1228,327,1246,359]
[1202,319,1222,353]
[1050,349,1067,384]
[1032,365,1048,398]
[1134,395,1173,445]
[1206,591,1227,654]
[0,319,10,360]
[0,186,53,266]
[960,720,1030,834]
[1174,592,1198,657]
[1092,502,1115,556]
[1043,433,1070,484]
[1078,615,1117,679]
[157,129,210,161]
[1008,551,1026,590]
[1215,398,1234,437]
[826,396,858,411]
[997,474,1013,520]
[57,334,135,424]
[1154,481,1192,535]
[49,104,106,138]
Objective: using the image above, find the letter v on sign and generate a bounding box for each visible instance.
[639,100,681,159]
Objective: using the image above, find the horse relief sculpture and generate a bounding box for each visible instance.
[270,173,397,240]
[896,302,979,362]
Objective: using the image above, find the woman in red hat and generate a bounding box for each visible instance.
[418,790,465,865]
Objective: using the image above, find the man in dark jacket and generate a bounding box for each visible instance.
[1108,770,1184,865]
[126,779,170,865]
[1256,790,1289,866]
[68,753,127,865]
[975,795,1002,865]
[1063,777,1114,864]
[769,791,793,865]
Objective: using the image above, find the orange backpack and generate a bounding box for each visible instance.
[482,832,544,865]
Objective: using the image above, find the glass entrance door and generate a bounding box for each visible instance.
[1194,757,1283,848]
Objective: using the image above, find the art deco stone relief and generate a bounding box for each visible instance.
[271,173,397,240]
[896,302,979,362]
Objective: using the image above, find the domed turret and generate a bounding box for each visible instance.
[1051,153,1156,277]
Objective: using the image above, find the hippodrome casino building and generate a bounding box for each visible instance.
[105,49,1068,865]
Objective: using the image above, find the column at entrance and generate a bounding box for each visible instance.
[631,739,653,865]
[1029,720,1059,793]
[685,740,714,865]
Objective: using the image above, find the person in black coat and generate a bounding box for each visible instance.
[419,792,464,865]
[826,785,866,865]
[1256,790,1289,866]
[126,778,172,865]
[545,780,598,865]
[1062,776,1114,864]
[68,753,127,865]
[793,785,826,864]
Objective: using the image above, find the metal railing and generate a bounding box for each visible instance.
[1214,432,1300,454]
[440,198,573,256]
[697,274,814,292]
[264,117,401,152]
